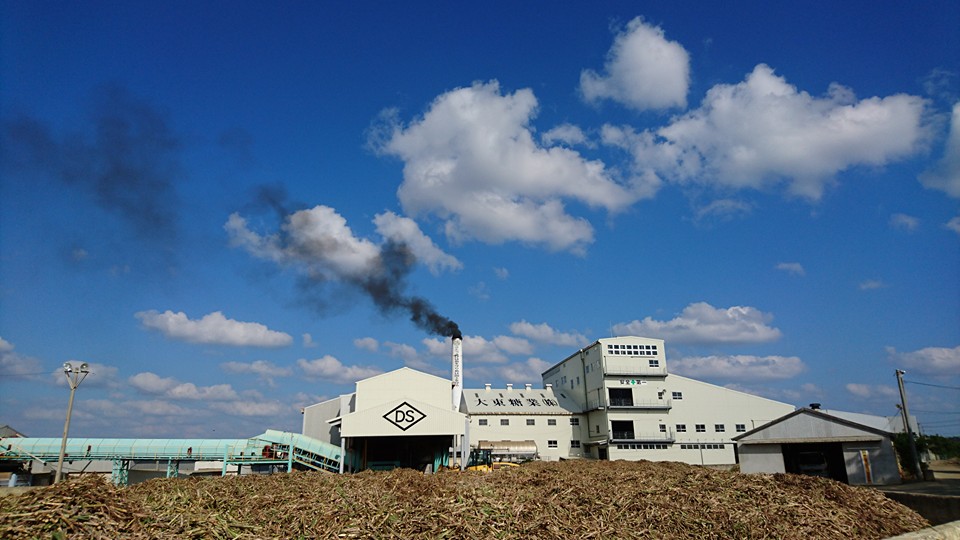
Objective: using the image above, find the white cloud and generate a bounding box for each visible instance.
[209,400,288,417]
[920,102,960,198]
[580,17,690,110]
[859,279,887,290]
[890,213,920,232]
[0,337,42,379]
[694,199,753,223]
[302,333,318,348]
[226,205,459,285]
[541,124,592,147]
[220,360,293,387]
[887,345,960,377]
[776,262,806,276]
[671,355,806,381]
[509,320,587,348]
[225,207,380,281]
[423,335,509,364]
[135,310,292,347]
[354,337,379,352]
[499,357,553,384]
[375,80,647,253]
[468,281,490,301]
[946,216,960,235]
[612,302,782,344]
[493,267,509,280]
[492,335,534,356]
[373,211,462,275]
[128,371,239,401]
[297,355,382,384]
[607,65,929,200]
[127,399,193,416]
[384,341,419,362]
[845,383,898,400]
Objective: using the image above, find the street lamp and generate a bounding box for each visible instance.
[55,362,89,483]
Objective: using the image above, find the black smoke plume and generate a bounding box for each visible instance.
[2,85,180,245]
[358,240,460,338]
[246,186,460,338]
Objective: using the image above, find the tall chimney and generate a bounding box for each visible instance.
[451,330,463,410]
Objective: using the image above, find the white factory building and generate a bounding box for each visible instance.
[302,336,796,471]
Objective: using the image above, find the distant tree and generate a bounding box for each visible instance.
[923,434,960,459]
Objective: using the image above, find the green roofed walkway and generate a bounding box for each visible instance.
[0,429,351,485]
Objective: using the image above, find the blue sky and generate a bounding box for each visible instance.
[2,2,958,439]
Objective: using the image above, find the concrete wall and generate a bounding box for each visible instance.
[842,439,900,485]
[469,413,581,461]
[739,444,786,474]
[302,397,346,444]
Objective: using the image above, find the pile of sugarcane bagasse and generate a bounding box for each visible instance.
[0,460,928,539]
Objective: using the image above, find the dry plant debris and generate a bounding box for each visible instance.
[1,460,929,539]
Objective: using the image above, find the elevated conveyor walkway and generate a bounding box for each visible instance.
[0,430,347,484]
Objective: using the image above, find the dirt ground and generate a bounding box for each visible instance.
[0,460,931,539]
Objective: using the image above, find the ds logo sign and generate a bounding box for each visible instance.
[383,402,426,431]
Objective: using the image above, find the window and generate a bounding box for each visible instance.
[606,343,659,356]
[735,424,746,433]
[648,359,660,368]
[569,418,579,426]
[609,388,633,407]
[681,444,725,450]
[500,419,509,426]
[659,424,667,433]
[715,424,725,432]
[611,420,634,440]
[676,424,687,433]
[548,419,557,426]
[547,440,558,448]
[695,424,706,433]
[478,419,488,426]
[570,440,581,449]
[526,419,535,426]
[672,392,683,400]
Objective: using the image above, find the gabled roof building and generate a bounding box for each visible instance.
[302,336,799,471]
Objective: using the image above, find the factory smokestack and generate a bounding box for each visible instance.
[451,329,463,410]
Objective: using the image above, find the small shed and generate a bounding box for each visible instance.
[732,408,901,485]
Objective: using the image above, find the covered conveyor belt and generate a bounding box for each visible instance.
[0,430,348,484]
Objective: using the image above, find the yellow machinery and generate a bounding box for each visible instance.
[463,448,520,472]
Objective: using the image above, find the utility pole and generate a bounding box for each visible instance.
[55,362,89,484]
[895,369,922,480]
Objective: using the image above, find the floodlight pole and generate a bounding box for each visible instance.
[55,362,89,484]
[895,369,922,480]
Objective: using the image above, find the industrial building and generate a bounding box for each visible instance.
[733,407,902,485]
[302,336,798,470]
[5,335,918,485]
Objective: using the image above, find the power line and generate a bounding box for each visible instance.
[911,409,960,415]
[904,380,960,391]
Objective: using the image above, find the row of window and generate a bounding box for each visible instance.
[607,344,658,356]
[615,443,668,450]
[476,417,746,433]
[674,424,746,433]
[680,444,726,450]
[477,418,580,427]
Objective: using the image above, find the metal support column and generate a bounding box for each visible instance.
[111,459,130,486]
[166,459,179,478]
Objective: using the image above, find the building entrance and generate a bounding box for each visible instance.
[357,435,452,472]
